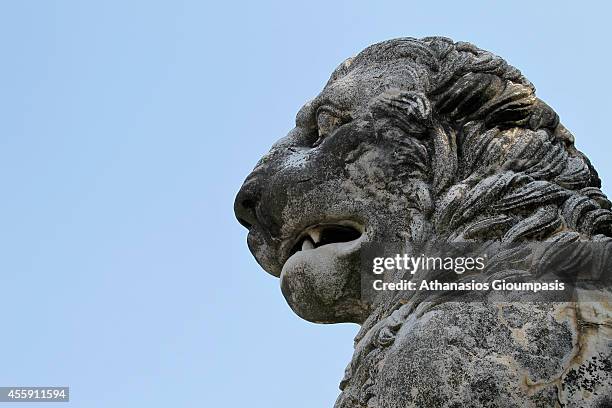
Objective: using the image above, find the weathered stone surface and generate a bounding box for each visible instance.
[234,37,612,407]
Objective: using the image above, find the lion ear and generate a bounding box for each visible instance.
[368,89,433,135]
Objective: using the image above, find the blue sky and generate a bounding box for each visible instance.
[0,1,610,407]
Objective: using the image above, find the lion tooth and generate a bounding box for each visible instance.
[308,229,321,244]
[302,238,314,251]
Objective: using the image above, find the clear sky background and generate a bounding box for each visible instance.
[0,1,610,407]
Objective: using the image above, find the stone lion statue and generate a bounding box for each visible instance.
[234,37,612,407]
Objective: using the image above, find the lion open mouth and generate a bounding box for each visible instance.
[288,223,363,261]
[279,221,367,323]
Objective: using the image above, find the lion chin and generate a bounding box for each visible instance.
[235,37,612,407]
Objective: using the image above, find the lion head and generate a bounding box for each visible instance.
[234,37,612,325]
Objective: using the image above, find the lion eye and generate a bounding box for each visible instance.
[314,110,344,146]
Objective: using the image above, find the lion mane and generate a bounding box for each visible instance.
[331,37,612,244]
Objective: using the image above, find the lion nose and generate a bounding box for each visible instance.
[234,180,260,230]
